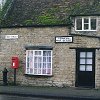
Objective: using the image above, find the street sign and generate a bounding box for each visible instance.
[5,35,18,39]
[55,36,73,43]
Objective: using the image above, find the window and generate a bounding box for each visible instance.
[79,52,93,71]
[75,17,97,31]
[26,50,52,75]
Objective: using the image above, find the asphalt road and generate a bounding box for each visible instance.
[0,94,96,100]
[0,95,75,100]
[0,95,57,100]
[0,94,55,100]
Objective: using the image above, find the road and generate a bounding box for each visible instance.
[0,95,72,100]
[0,94,95,100]
[0,95,56,100]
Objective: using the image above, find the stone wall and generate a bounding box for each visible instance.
[0,26,75,87]
[0,18,100,88]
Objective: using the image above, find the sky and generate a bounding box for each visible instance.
[0,0,2,5]
[0,0,6,6]
[0,0,5,4]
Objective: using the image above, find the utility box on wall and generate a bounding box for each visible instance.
[11,57,19,69]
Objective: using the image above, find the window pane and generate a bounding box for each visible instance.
[43,57,46,62]
[43,63,46,68]
[47,69,51,74]
[86,65,92,71]
[38,69,41,74]
[80,52,85,57]
[27,51,33,69]
[80,65,85,71]
[43,51,51,56]
[38,63,42,68]
[42,69,46,74]
[34,57,37,62]
[27,57,29,68]
[29,51,33,56]
[84,24,89,30]
[76,18,82,30]
[27,62,29,68]
[47,51,51,56]
[34,69,37,74]
[38,57,42,62]
[91,19,96,30]
[27,68,30,73]
[84,18,89,23]
[30,68,33,73]
[35,51,41,55]
[34,63,37,68]
[86,59,92,64]
[35,51,38,55]
[43,51,47,56]
[47,63,51,68]
[47,57,51,62]
[80,59,85,64]
[87,52,92,58]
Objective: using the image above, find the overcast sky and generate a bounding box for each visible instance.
[0,0,1,2]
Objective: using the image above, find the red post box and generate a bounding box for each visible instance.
[11,57,19,69]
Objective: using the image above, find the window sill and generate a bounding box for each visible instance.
[75,30,97,32]
[70,33,100,38]
[24,74,53,77]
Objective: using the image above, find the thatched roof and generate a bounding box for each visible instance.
[1,0,100,27]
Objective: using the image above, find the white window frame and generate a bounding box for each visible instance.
[26,50,52,76]
[75,17,97,31]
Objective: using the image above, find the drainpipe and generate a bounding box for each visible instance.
[0,26,1,52]
[67,16,73,35]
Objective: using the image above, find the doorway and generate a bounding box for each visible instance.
[76,49,95,88]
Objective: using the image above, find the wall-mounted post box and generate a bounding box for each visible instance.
[12,57,19,69]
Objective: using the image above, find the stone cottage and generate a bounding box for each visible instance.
[0,0,100,88]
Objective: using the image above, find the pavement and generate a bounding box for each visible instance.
[0,85,100,100]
